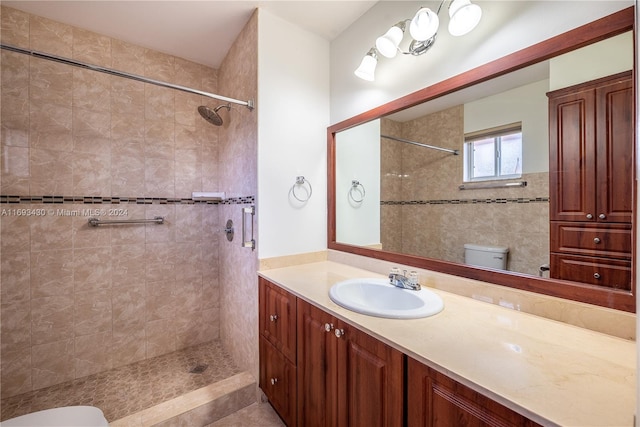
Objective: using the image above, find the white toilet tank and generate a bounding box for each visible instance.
[464,244,509,270]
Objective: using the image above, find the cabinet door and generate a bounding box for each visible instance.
[259,277,297,363]
[336,320,404,427]
[549,87,596,222]
[296,300,339,427]
[259,337,297,427]
[595,74,633,223]
[407,358,541,427]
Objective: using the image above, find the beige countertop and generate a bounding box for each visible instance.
[258,261,636,427]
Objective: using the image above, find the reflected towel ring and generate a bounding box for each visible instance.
[292,176,312,202]
[349,180,366,203]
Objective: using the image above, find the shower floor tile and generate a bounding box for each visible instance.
[0,340,242,422]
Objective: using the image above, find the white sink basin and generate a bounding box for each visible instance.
[329,278,444,319]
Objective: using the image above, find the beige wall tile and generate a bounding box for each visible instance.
[74,289,113,336]
[0,346,32,398]
[73,69,112,113]
[145,318,176,358]
[144,158,175,198]
[111,39,145,76]
[29,14,72,56]
[30,58,73,107]
[30,249,73,297]
[111,244,147,288]
[1,6,29,47]
[112,282,146,333]
[1,145,30,194]
[30,214,73,251]
[29,103,73,152]
[31,338,75,389]
[1,300,31,350]
[72,152,111,196]
[75,331,113,377]
[72,27,111,67]
[31,295,74,345]
[111,329,146,368]
[1,113,29,148]
[73,247,112,292]
[144,50,175,82]
[1,214,30,252]
[1,251,30,303]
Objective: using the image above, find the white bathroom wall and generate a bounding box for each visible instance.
[550,31,633,90]
[464,79,549,174]
[257,9,330,259]
[330,1,633,124]
[335,119,381,246]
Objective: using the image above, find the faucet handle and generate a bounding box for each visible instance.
[390,267,401,276]
[407,271,418,286]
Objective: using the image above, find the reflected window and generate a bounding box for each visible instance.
[463,123,522,182]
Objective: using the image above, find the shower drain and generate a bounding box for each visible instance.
[189,364,209,374]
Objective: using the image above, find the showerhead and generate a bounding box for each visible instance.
[198,104,231,126]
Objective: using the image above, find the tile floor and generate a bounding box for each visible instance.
[207,402,285,427]
[0,340,242,422]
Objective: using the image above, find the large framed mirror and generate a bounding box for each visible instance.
[328,7,635,312]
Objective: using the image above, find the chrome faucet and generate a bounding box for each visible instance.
[389,269,421,291]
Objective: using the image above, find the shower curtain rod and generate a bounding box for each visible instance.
[0,43,254,110]
[381,134,459,155]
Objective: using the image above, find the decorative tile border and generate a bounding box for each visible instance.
[0,195,255,205]
[381,197,549,205]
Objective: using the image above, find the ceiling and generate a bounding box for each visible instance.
[3,0,378,68]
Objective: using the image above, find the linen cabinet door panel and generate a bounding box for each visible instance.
[259,337,297,427]
[595,73,634,224]
[407,358,541,427]
[336,321,404,427]
[548,88,596,222]
[259,277,297,363]
[296,300,338,427]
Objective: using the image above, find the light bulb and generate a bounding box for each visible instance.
[375,25,404,58]
[448,0,482,36]
[409,8,439,42]
[354,49,378,81]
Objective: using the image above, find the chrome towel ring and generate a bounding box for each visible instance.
[349,180,365,203]
[292,176,312,202]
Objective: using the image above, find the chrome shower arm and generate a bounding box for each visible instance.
[0,43,254,110]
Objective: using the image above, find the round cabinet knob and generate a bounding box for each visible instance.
[586,213,593,219]
[599,213,607,219]
[334,328,345,338]
[593,237,601,244]
[269,314,278,322]
[594,273,601,279]
[324,323,334,332]
[270,378,278,385]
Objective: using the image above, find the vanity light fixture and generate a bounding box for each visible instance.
[354,47,378,81]
[355,0,482,81]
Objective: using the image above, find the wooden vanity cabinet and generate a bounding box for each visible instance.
[297,299,404,427]
[407,358,541,427]
[548,71,633,289]
[258,277,297,426]
[260,278,540,427]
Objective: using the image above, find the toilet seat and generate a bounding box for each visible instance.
[1,406,108,427]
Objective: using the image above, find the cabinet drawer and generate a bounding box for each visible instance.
[259,277,297,363]
[550,254,631,290]
[550,222,631,259]
[259,337,296,427]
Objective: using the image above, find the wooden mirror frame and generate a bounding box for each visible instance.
[327,7,636,312]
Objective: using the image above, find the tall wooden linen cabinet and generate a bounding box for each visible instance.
[548,71,634,291]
